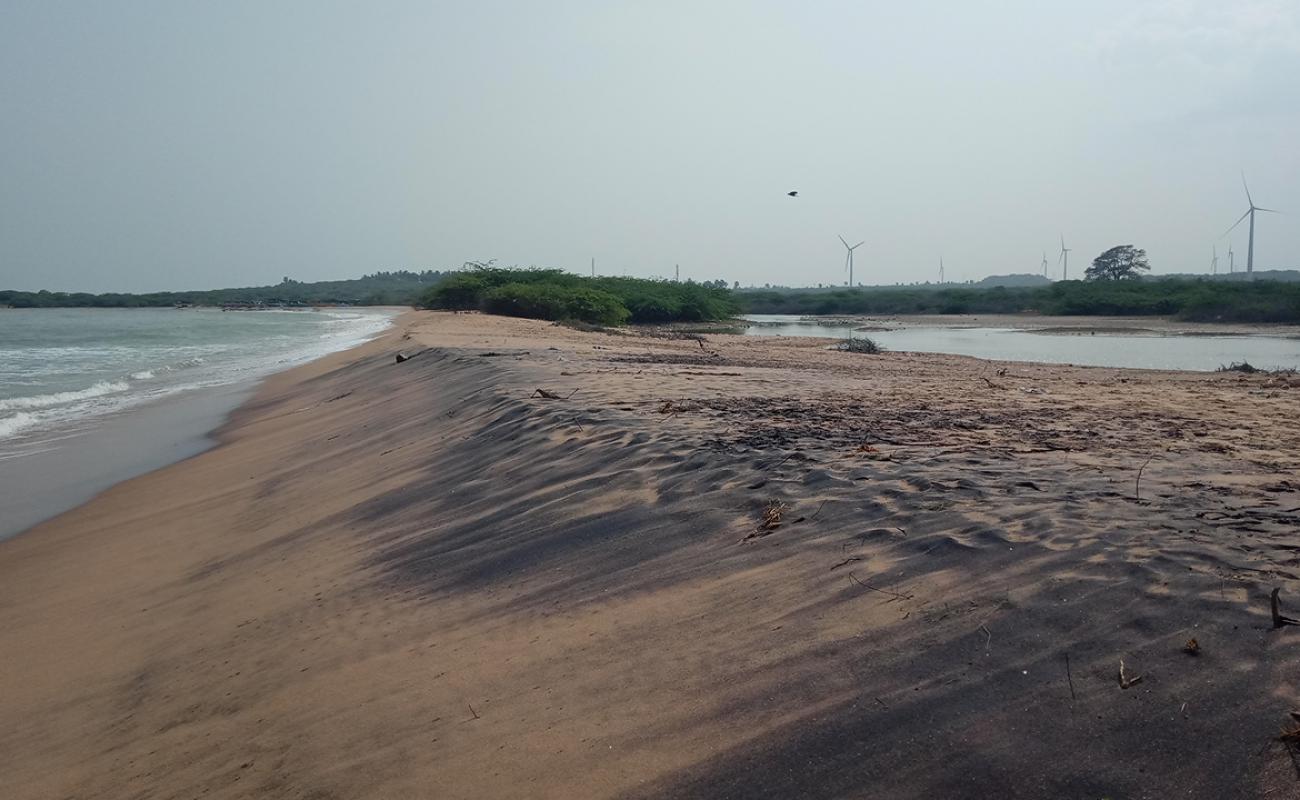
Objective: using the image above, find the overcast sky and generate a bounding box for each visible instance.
[2,0,1298,292]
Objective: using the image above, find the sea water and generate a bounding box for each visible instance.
[0,307,393,459]
[0,307,393,538]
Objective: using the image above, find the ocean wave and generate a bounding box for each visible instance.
[0,411,40,438]
[0,309,394,450]
[0,380,130,412]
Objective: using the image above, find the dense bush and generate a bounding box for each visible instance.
[428,274,490,310]
[420,265,739,325]
[483,282,630,326]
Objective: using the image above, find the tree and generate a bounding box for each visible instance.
[1086,245,1150,281]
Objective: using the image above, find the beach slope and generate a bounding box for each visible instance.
[2,313,1299,799]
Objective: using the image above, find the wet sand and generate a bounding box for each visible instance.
[3,312,1300,799]
[0,382,253,540]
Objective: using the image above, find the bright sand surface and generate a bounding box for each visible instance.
[3,312,1300,799]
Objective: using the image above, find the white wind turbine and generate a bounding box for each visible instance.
[1210,245,1219,275]
[839,235,865,287]
[1040,251,1050,278]
[1224,173,1279,275]
[1228,242,1235,273]
[1058,235,1071,280]
[939,256,945,284]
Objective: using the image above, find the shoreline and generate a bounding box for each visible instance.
[0,309,404,542]
[749,312,1300,338]
[3,312,1299,798]
[0,381,253,541]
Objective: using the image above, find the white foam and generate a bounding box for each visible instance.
[0,380,130,412]
[0,411,40,438]
[0,309,395,450]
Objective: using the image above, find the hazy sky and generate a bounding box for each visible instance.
[2,0,1298,292]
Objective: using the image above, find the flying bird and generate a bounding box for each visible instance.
[787,191,798,197]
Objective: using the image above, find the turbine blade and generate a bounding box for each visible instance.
[1256,207,1280,213]
[1060,234,1066,250]
[852,241,865,249]
[1242,171,1254,207]
[838,235,849,249]
[1222,208,1251,237]
[1058,251,1065,264]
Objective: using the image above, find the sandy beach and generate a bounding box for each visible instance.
[3,311,1300,799]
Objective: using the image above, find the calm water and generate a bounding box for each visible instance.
[0,307,393,459]
[744,315,1300,372]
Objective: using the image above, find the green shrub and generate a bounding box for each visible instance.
[483,282,629,326]
[419,264,739,325]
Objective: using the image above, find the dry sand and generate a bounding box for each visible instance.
[3,311,1300,799]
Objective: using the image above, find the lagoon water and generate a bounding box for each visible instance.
[0,307,393,538]
[743,315,1300,372]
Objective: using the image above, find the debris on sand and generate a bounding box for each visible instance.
[1118,659,1143,689]
[833,337,883,355]
[658,400,694,414]
[532,388,577,400]
[759,500,787,531]
[1270,588,1300,629]
[743,500,789,541]
[1183,638,1200,655]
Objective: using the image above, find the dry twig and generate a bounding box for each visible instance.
[1135,455,1156,501]
[847,572,913,602]
[532,388,578,400]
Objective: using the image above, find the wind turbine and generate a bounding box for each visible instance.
[939,256,945,284]
[1058,235,1071,280]
[1210,245,1219,275]
[839,235,865,287]
[1224,173,1278,275]
[1228,243,1235,274]
[1040,251,1050,278]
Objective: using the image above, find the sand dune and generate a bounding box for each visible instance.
[2,312,1299,799]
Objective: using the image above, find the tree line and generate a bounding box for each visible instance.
[0,270,445,308]
[421,263,739,325]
